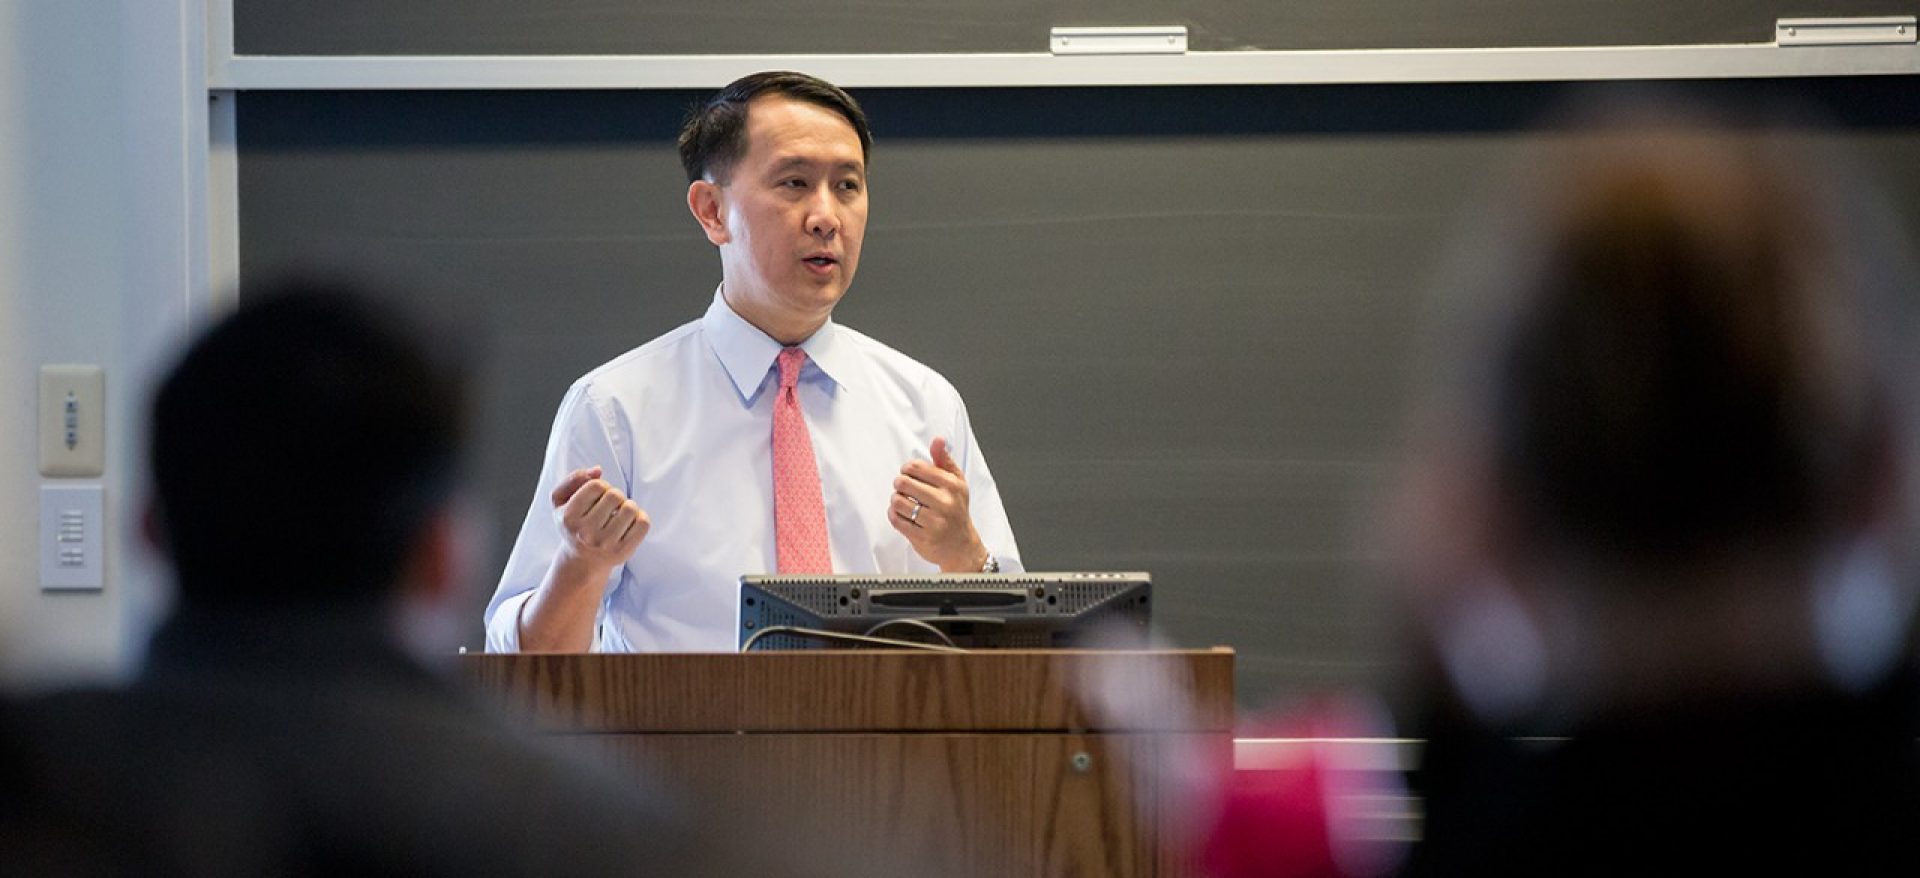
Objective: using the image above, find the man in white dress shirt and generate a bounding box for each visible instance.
[485,71,1023,653]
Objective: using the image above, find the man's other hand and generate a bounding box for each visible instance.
[889,437,989,572]
[552,466,650,572]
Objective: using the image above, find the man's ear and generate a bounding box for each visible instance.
[399,509,462,608]
[1854,422,1907,540]
[687,179,731,246]
[140,500,170,558]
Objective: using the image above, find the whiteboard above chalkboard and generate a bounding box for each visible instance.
[227,0,1911,55]
[214,1,1920,88]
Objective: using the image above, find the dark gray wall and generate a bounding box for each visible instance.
[237,78,1920,708]
[235,0,1893,53]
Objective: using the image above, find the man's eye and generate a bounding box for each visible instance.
[837,180,863,193]
[779,178,807,189]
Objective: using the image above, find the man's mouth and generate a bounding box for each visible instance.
[804,255,837,267]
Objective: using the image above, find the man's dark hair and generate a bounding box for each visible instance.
[1478,130,1910,574]
[148,277,469,609]
[677,71,872,184]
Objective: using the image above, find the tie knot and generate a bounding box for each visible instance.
[777,346,807,389]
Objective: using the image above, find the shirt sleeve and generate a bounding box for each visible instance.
[951,394,1024,573]
[483,379,629,652]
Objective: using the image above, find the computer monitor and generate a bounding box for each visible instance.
[738,572,1151,651]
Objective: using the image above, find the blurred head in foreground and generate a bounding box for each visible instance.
[1396,104,1920,731]
[147,276,474,644]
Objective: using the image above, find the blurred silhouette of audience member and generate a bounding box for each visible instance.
[0,278,725,876]
[1392,107,1920,876]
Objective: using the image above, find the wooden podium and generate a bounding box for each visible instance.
[462,649,1233,877]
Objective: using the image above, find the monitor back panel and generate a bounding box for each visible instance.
[739,573,1151,650]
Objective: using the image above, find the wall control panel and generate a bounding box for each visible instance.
[41,485,104,591]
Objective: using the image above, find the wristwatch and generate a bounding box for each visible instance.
[981,553,1001,574]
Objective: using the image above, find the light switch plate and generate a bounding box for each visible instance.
[41,484,104,591]
[40,364,105,477]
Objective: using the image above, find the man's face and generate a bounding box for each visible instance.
[705,95,868,341]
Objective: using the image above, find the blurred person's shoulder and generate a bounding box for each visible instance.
[3,660,715,877]
[1410,667,1920,877]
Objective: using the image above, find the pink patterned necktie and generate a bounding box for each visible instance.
[773,346,832,574]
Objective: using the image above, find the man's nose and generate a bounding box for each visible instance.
[806,187,839,238]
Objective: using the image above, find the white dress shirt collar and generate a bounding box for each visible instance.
[702,285,856,404]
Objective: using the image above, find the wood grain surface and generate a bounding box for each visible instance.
[590,732,1226,877]
[460,649,1234,733]
[461,651,1234,876]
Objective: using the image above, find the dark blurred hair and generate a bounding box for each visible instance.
[677,70,872,184]
[148,277,470,608]
[1457,116,1915,574]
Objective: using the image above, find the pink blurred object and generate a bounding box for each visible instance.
[1201,696,1409,878]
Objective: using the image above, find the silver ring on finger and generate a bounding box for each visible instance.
[909,498,923,522]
